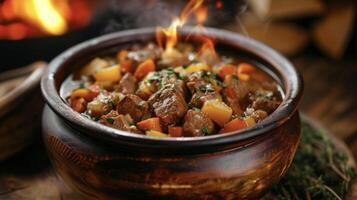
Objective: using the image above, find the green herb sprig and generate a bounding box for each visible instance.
[264,121,357,200]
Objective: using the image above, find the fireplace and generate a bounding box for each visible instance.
[0,0,240,71]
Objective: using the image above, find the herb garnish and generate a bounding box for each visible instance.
[106,118,115,124]
[199,85,215,93]
[264,121,357,200]
[202,126,209,135]
[79,82,85,88]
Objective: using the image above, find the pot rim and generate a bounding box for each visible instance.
[41,26,303,149]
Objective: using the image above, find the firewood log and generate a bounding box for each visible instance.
[226,12,309,56]
[247,0,325,20]
[312,2,356,59]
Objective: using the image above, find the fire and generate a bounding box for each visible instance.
[156,0,207,50]
[0,0,91,40]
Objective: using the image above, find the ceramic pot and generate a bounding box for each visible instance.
[41,27,303,200]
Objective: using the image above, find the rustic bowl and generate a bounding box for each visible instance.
[41,27,303,200]
[0,62,45,161]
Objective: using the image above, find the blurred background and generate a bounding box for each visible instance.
[0,0,356,153]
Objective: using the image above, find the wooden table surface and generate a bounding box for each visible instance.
[292,54,357,159]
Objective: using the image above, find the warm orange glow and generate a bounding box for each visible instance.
[156,0,205,50]
[0,0,92,40]
[195,6,208,25]
[11,0,68,35]
[198,37,219,64]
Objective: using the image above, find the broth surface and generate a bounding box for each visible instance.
[61,43,283,138]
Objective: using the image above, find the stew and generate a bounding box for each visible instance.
[62,43,282,138]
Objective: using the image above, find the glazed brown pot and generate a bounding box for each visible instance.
[41,27,303,200]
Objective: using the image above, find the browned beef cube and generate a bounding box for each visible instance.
[117,94,149,122]
[99,110,143,134]
[189,92,221,108]
[148,85,188,126]
[251,96,280,114]
[117,73,137,94]
[183,110,215,137]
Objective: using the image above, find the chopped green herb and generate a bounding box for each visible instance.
[199,85,215,93]
[264,121,357,200]
[109,100,116,108]
[106,118,115,124]
[79,82,85,88]
[192,107,201,112]
[202,126,209,136]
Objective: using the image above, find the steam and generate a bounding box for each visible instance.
[99,0,247,34]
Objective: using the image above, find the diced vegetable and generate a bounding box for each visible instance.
[80,58,109,76]
[117,50,134,73]
[237,63,256,81]
[219,118,247,134]
[94,65,121,82]
[134,59,156,80]
[168,126,183,137]
[201,99,233,127]
[136,80,155,100]
[137,117,162,132]
[185,63,210,74]
[244,116,256,127]
[71,98,87,113]
[237,63,256,74]
[237,73,250,81]
[218,64,237,79]
[70,88,98,102]
[146,130,169,138]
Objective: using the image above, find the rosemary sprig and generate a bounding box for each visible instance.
[264,121,357,200]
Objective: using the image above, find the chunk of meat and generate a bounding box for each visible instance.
[222,75,260,115]
[251,110,268,122]
[99,110,143,134]
[185,72,221,107]
[189,92,221,108]
[148,85,188,126]
[251,96,280,114]
[116,73,137,94]
[183,110,215,137]
[117,94,149,122]
[87,92,122,118]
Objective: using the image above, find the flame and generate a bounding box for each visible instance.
[11,0,68,35]
[198,37,219,64]
[156,0,205,50]
[0,0,91,40]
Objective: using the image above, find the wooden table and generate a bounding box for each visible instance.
[293,54,357,159]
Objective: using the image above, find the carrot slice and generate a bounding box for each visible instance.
[218,64,237,79]
[117,50,133,73]
[219,118,247,134]
[237,63,256,81]
[237,63,256,74]
[134,59,156,80]
[70,88,98,102]
[168,127,183,137]
[137,117,162,132]
[71,98,87,113]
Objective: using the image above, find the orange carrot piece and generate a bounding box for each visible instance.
[117,50,133,73]
[168,127,183,137]
[237,63,256,74]
[137,117,162,132]
[70,88,98,102]
[134,59,155,80]
[219,118,247,134]
[218,64,237,79]
[71,98,87,113]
